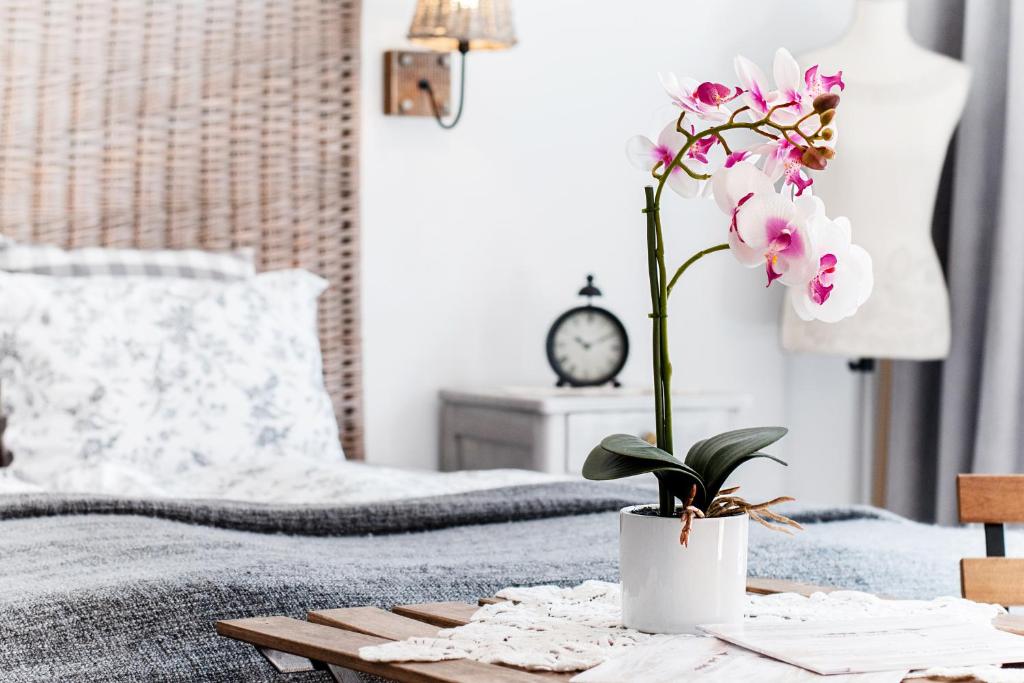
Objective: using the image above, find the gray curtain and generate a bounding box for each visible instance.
[887,0,1024,524]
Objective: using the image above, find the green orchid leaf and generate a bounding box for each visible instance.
[681,427,788,502]
[684,426,788,476]
[582,433,703,483]
[600,434,683,463]
[704,451,787,502]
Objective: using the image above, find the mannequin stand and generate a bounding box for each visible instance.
[850,359,892,506]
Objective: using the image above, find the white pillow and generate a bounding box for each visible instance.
[0,270,344,494]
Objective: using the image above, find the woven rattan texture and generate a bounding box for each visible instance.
[0,0,363,459]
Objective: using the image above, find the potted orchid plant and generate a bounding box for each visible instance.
[583,49,872,634]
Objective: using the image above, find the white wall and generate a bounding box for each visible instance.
[361,0,865,505]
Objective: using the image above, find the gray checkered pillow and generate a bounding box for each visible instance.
[0,237,255,281]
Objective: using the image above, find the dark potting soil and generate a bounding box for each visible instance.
[629,506,744,518]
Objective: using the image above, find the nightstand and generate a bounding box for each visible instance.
[440,387,751,474]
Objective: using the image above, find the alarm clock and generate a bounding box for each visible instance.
[546,275,629,387]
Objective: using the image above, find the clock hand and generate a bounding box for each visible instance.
[594,332,618,343]
[573,335,592,350]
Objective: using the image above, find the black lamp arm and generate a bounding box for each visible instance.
[0,417,11,469]
[0,381,10,468]
[419,39,469,129]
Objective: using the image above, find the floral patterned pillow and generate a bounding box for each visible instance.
[0,269,344,490]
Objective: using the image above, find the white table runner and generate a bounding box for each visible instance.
[358,580,1024,682]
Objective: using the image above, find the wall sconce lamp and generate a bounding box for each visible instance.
[384,0,516,130]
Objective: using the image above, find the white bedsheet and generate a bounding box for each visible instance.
[0,457,569,504]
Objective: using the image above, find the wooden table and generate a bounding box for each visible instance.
[216,577,1023,682]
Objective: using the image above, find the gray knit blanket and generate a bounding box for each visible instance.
[0,482,1009,682]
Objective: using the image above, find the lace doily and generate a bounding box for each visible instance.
[358,580,1022,682]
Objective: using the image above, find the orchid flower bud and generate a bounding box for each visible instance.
[800,147,828,170]
[820,146,836,160]
[813,93,840,113]
[820,128,834,141]
[819,109,836,126]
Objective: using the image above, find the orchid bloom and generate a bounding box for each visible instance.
[711,161,773,257]
[660,73,740,123]
[686,125,717,165]
[803,64,846,106]
[755,137,814,196]
[790,211,873,322]
[736,48,844,122]
[734,52,781,117]
[724,150,751,168]
[628,50,867,317]
[626,120,709,198]
[733,192,820,287]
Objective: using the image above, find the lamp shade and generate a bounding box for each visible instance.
[407,0,517,52]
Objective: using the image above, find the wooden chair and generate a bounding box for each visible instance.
[957,474,1024,606]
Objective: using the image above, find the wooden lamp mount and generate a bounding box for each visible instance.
[383,51,452,118]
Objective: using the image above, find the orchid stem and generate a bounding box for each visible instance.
[644,186,674,517]
[654,209,673,458]
[644,187,665,452]
[667,244,730,296]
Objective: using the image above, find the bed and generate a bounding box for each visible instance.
[0,2,1007,682]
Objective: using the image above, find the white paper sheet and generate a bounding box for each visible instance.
[571,636,907,683]
[701,615,1024,675]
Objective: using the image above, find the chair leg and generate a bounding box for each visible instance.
[326,665,365,682]
[257,647,316,674]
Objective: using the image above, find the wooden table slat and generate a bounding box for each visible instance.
[745,577,839,597]
[310,604,574,681]
[393,601,480,628]
[480,577,838,607]
[216,616,547,682]
[994,614,1024,636]
[310,606,440,640]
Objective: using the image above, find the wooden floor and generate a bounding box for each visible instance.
[216,578,1020,682]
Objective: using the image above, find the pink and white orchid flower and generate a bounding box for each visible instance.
[735,48,844,123]
[754,137,814,196]
[733,192,820,287]
[686,127,717,165]
[734,51,782,118]
[711,161,773,259]
[802,64,846,106]
[626,120,710,199]
[622,49,869,335]
[789,211,872,322]
[659,73,740,123]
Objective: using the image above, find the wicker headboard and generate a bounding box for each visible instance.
[0,0,364,459]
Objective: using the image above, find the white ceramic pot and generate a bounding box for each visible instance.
[619,506,748,634]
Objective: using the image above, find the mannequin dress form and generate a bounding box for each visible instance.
[781,0,970,359]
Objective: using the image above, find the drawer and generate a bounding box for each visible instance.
[441,403,567,472]
[565,410,731,474]
[453,436,534,470]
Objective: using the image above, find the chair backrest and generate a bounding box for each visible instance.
[957,474,1024,605]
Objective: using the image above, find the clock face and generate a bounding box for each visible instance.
[546,306,629,387]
